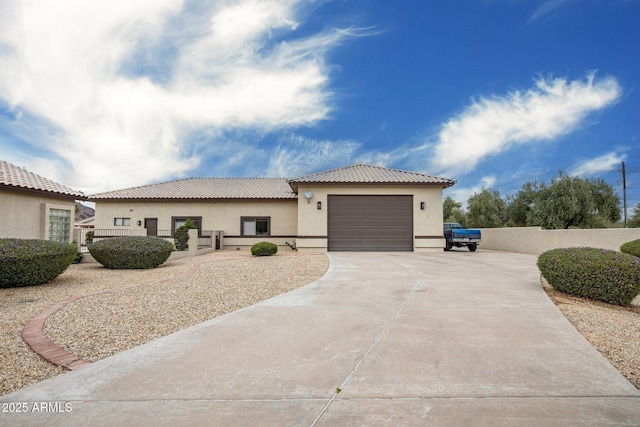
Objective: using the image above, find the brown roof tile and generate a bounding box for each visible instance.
[288,164,455,187]
[0,160,85,198]
[91,164,455,200]
[91,178,297,200]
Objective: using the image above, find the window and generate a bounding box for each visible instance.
[171,216,202,236]
[241,217,270,236]
[114,218,131,226]
[49,209,71,242]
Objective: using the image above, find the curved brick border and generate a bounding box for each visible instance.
[23,264,201,370]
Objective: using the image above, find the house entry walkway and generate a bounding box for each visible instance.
[2,251,639,425]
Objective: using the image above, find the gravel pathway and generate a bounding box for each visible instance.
[1,251,328,396]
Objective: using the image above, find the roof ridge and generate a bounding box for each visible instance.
[288,163,452,182]
[288,163,360,182]
[90,178,192,197]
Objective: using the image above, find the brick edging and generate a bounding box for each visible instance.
[22,264,201,370]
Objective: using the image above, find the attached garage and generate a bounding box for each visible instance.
[327,195,413,251]
[288,164,455,252]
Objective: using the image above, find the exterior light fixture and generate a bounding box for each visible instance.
[420,202,425,210]
[137,220,142,226]
[317,201,322,210]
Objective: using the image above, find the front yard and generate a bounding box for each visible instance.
[0,251,328,396]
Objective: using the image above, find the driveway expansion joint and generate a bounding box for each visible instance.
[311,260,425,426]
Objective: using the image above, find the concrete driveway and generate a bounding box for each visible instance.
[2,251,639,426]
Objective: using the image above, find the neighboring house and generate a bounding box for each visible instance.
[0,160,86,242]
[90,164,455,252]
[74,216,95,229]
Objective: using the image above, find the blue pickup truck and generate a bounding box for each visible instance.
[443,222,481,252]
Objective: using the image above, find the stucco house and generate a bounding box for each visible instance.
[0,160,86,242]
[90,164,455,252]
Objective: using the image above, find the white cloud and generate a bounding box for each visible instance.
[568,152,626,177]
[426,73,621,178]
[0,0,359,193]
[268,135,361,177]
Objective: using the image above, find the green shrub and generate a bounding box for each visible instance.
[620,239,640,258]
[251,241,278,256]
[89,236,173,269]
[0,238,77,287]
[538,247,640,306]
[173,219,197,251]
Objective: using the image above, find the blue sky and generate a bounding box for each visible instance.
[1,0,638,212]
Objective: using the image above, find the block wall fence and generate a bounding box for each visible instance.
[479,227,640,255]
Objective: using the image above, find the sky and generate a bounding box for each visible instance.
[1,0,639,214]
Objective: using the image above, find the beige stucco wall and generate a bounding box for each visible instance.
[480,227,640,255]
[0,189,75,241]
[295,184,445,251]
[94,199,298,249]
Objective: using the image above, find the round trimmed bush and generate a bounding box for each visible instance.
[88,236,173,269]
[251,241,278,256]
[538,247,640,306]
[0,238,77,287]
[621,239,640,258]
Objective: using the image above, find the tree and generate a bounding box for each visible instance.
[523,173,620,229]
[466,188,506,228]
[443,196,460,220]
[443,196,467,227]
[629,203,640,228]
[505,180,540,227]
[590,178,621,224]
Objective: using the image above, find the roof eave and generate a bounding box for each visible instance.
[89,196,298,202]
[288,180,455,190]
[1,184,87,200]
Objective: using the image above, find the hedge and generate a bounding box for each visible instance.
[538,247,640,306]
[0,238,77,287]
[251,241,278,256]
[620,239,640,258]
[89,236,173,269]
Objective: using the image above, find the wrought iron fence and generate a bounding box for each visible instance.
[75,228,133,253]
[74,228,216,253]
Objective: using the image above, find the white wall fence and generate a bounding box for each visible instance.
[479,227,640,256]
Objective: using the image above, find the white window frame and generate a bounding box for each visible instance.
[42,203,73,242]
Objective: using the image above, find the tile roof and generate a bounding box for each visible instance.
[90,164,455,200]
[288,164,455,188]
[0,160,85,198]
[91,178,297,200]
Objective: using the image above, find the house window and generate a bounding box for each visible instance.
[171,216,202,236]
[241,217,270,236]
[49,209,71,242]
[114,218,131,226]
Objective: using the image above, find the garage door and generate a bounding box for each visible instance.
[328,195,413,251]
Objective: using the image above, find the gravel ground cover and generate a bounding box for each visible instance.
[1,251,638,397]
[1,250,328,396]
[545,288,640,389]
